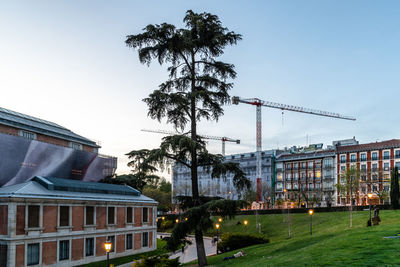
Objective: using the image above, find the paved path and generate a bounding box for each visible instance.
[117,233,215,267]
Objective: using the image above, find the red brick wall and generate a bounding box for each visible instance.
[72,238,84,261]
[0,124,19,135]
[16,205,25,235]
[116,234,125,253]
[15,244,24,267]
[149,207,153,226]
[134,233,141,250]
[0,123,96,152]
[96,236,106,256]
[117,207,125,228]
[72,206,84,231]
[134,208,142,227]
[0,205,8,235]
[149,232,153,248]
[42,241,57,265]
[43,206,57,233]
[96,207,106,229]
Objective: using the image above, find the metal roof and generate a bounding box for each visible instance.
[0,176,156,204]
[0,107,99,148]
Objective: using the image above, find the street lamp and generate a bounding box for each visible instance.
[218,217,223,223]
[104,240,112,267]
[308,209,314,235]
[215,223,220,255]
[175,219,179,223]
[367,193,373,226]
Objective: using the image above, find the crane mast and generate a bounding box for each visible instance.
[232,96,356,203]
[141,129,240,156]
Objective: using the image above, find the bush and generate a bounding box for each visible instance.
[133,254,180,267]
[217,233,269,253]
[158,220,173,231]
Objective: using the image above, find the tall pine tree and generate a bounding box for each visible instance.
[126,10,249,266]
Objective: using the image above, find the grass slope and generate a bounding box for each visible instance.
[198,210,400,266]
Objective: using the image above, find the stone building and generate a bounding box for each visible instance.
[0,176,157,267]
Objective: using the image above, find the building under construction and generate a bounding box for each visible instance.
[0,107,117,187]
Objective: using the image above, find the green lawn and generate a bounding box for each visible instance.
[77,239,168,267]
[192,209,400,266]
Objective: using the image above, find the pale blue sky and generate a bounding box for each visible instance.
[1,1,400,175]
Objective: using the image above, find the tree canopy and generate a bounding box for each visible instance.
[126,10,245,266]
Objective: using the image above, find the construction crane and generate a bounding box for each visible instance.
[141,129,240,156]
[232,96,356,203]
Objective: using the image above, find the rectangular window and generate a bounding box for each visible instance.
[85,206,94,225]
[107,207,115,225]
[142,232,149,247]
[360,153,367,161]
[372,163,378,171]
[396,150,400,159]
[350,154,356,162]
[59,240,69,261]
[27,243,40,265]
[308,162,313,168]
[384,151,390,160]
[107,236,115,252]
[28,205,40,228]
[127,207,133,223]
[372,152,378,160]
[384,162,390,171]
[340,155,346,163]
[361,165,367,171]
[126,234,133,250]
[85,238,94,257]
[59,206,69,227]
[143,207,148,223]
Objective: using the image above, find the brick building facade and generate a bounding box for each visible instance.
[0,176,157,267]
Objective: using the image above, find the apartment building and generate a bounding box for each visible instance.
[275,147,336,207]
[0,176,157,267]
[336,139,400,205]
[172,150,279,201]
[0,107,117,186]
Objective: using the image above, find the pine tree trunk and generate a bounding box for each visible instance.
[189,53,207,266]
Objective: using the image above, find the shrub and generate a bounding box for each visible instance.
[217,233,269,253]
[133,254,180,267]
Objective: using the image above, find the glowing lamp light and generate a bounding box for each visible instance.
[218,218,223,223]
[215,223,220,229]
[104,241,112,253]
[308,209,314,216]
[185,217,188,221]
[367,193,373,199]
[175,219,179,223]
[244,220,248,226]
[161,216,165,220]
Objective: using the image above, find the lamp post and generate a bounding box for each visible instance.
[308,209,314,235]
[284,189,291,238]
[104,240,112,267]
[218,218,223,223]
[215,223,220,255]
[367,193,373,226]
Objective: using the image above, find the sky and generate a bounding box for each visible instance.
[1,1,400,176]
